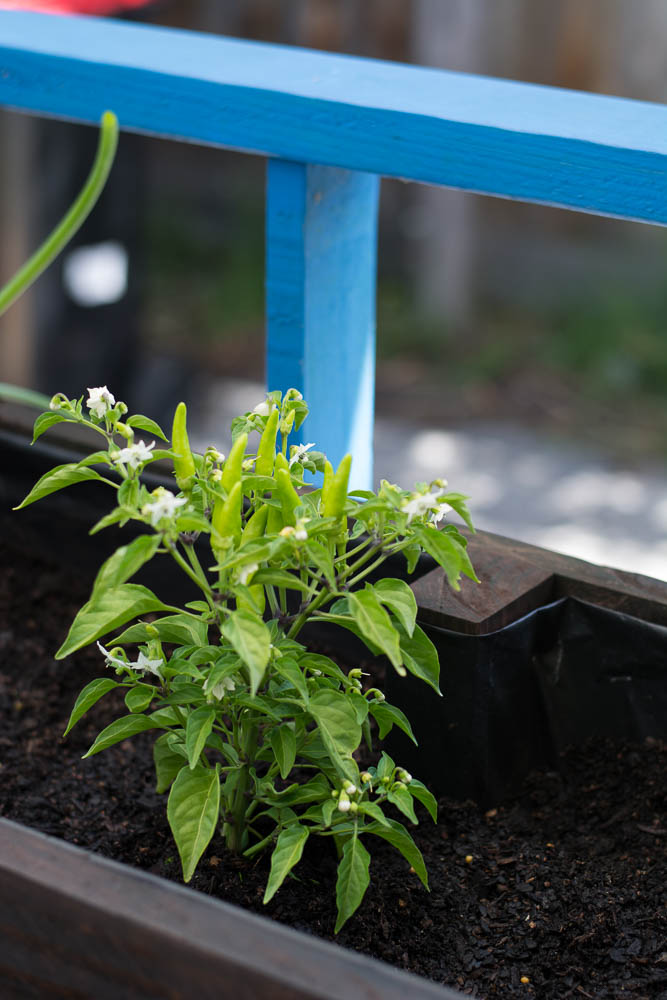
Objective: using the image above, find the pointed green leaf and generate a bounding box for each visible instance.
[369,701,417,743]
[31,411,68,443]
[305,539,336,588]
[185,706,216,769]
[388,784,418,824]
[397,622,441,695]
[408,779,438,823]
[414,524,479,588]
[372,579,417,637]
[126,413,168,441]
[335,835,370,933]
[83,714,163,757]
[270,724,297,780]
[14,463,107,509]
[56,584,173,659]
[124,683,156,714]
[153,732,185,794]
[251,569,310,593]
[309,689,361,756]
[63,677,119,736]
[347,589,403,670]
[167,764,221,881]
[92,535,161,597]
[263,824,310,904]
[442,493,475,533]
[365,817,429,889]
[274,656,309,704]
[358,800,391,827]
[222,609,271,695]
[114,614,208,647]
[89,508,126,535]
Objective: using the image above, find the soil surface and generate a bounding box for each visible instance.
[1,539,665,999]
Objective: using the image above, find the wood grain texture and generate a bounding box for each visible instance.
[266,160,379,488]
[0,818,459,1000]
[2,11,667,223]
[412,529,667,634]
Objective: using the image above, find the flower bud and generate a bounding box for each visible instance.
[344,782,358,796]
[360,771,372,784]
[337,792,351,813]
[348,669,362,680]
[114,421,133,441]
[391,781,407,792]
[397,769,412,784]
[349,801,359,814]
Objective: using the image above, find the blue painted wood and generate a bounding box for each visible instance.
[2,11,667,224]
[266,160,379,490]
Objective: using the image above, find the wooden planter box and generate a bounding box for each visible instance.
[1,421,665,998]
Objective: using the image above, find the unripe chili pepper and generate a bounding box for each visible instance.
[171,402,196,493]
[266,503,283,534]
[255,407,279,478]
[212,480,242,548]
[274,451,289,475]
[221,432,248,494]
[322,454,351,520]
[241,503,269,542]
[275,467,300,526]
[320,460,334,514]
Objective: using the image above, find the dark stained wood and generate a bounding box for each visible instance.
[0,819,459,1000]
[412,529,667,634]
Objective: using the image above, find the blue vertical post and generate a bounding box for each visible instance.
[266,159,380,491]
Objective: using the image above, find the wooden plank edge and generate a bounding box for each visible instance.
[0,818,460,1000]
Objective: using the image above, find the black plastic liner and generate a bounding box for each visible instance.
[386,597,667,807]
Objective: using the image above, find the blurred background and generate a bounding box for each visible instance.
[3,0,667,576]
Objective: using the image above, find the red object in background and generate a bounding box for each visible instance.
[0,0,151,12]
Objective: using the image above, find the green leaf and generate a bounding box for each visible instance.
[397,623,441,695]
[358,800,391,827]
[126,413,168,441]
[414,524,479,589]
[305,539,336,588]
[167,764,220,882]
[83,714,163,757]
[369,701,417,743]
[263,824,310,904]
[222,609,271,695]
[92,535,161,598]
[56,584,172,659]
[408,779,438,823]
[31,411,68,443]
[63,677,119,736]
[114,613,208,647]
[309,689,361,756]
[14,462,107,509]
[335,834,370,933]
[124,683,156,714]
[365,817,429,889]
[153,731,186,793]
[266,774,330,807]
[89,508,126,535]
[372,579,417,637]
[251,569,310,593]
[270,724,297,780]
[185,706,216,770]
[274,656,309,704]
[388,784,418,824]
[77,450,112,468]
[347,588,403,671]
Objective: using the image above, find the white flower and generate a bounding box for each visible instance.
[142,488,187,527]
[252,400,271,416]
[237,562,259,586]
[288,443,315,468]
[210,675,236,699]
[294,518,309,541]
[431,502,452,525]
[344,782,358,796]
[97,642,163,678]
[112,439,155,470]
[401,487,447,524]
[86,385,115,419]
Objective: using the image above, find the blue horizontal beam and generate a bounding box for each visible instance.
[2,11,667,224]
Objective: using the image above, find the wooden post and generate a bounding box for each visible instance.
[265,160,379,490]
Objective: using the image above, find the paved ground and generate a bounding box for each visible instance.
[192,376,667,583]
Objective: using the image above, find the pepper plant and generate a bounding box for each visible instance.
[17,387,477,931]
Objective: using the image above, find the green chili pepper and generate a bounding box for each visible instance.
[212,480,242,548]
[274,451,289,475]
[241,503,269,542]
[322,454,351,520]
[266,503,283,534]
[320,460,334,513]
[171,402,196,493]
[221,432,248,494]
[275,468,300,526]
[255,407,279,478]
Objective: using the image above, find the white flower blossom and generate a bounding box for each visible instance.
[344,782,359,796]
[112,439,155,470]
[401,487,447,524]
[210,675,236,699]
[237,562,259,586]
[288,443,315,468]
[97,642,163,678]
[252,400,271,416]
[431,502,452,525]
[86,385,115,419]
[142,488,187,527]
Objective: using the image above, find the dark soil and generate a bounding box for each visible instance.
[1,540,666,999]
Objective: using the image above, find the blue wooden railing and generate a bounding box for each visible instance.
[2,11,667,488]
